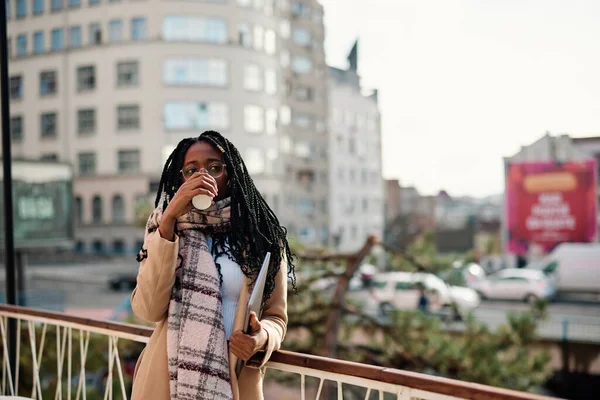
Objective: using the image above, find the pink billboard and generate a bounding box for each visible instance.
[505,160,598,255]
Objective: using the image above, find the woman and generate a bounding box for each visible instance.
[131,131,295,400]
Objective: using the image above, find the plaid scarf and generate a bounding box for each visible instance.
[146,198,233,400]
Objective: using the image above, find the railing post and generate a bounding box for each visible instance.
[561,319,570,374]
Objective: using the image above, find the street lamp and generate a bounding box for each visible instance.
[1,0,19,382]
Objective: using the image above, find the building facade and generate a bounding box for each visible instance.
[503,133,600,266]
[5,0,328,254]
[328,45,383,252]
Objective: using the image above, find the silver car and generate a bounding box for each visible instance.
[471,268,556,303]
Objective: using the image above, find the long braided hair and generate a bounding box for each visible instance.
[153,131,296,304]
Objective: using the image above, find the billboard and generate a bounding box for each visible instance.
[0,160,74,250]
[505,160,597,255]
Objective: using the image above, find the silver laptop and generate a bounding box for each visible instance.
[235,252,271,377]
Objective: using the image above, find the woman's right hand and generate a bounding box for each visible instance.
[159,172,218,240]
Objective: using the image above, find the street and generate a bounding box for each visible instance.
[3,261,600,343]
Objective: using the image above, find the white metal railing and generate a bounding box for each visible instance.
[0,305,553,400]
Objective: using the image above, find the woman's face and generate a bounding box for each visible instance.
[182,141,230,201]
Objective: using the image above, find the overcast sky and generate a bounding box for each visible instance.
[320,0,600,197]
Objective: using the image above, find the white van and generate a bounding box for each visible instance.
[526,243,600,295]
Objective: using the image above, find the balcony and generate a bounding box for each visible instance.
[0,304,551,400]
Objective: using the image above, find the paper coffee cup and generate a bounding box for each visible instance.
[192,194,213,210]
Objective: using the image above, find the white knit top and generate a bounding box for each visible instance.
[206,237,244,339]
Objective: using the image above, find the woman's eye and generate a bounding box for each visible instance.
[208,165,222,173]
[185,167,198,176]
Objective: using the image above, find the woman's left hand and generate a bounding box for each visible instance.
[230,312,268,361]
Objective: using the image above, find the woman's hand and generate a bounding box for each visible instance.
[159,172,218,240]
[230,312,268,361]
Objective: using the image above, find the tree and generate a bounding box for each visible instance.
[285,236,551,395]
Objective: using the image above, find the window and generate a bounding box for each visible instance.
[78,152,96,175]
[51,0,62,11]
[33,31,45,54]
[33,0,44,15]
[117,61,139,86]
[292,56,312,74]
[117,105,140,130]
[238,23,251,47]
[77,65,95,91]
[51,28,64,51]
[253,25,263,50]
[243,64,262,91]
[113,240,125,254]
[244,105,264,133]
[294,141,313,159]
[294,113,313,129]
[89,23,102,45]
[297,198,315,216]
[264,29,276,54]
[245,148,264,174]
[279,20,290,39]
[131,17,147,40]
[279,105,291,125]
[75,241,85,252]
[10,116,23,141]
[265,68,277,94]
[164,102,229,130]
[298,227,315,243]
[6,0,11,19]
[40,113,58,138]
[74,197,83,223]
[77,109,96,134]
[163,16,227,44]
[40,153,58,162]
[69,0,80,8]
[92,196,103,223]
[112,195,125,223]
[280,135,291,153]
[163,58,227,87]
[109,19,122,42]
[69,26,81,48]
[9,76,22,99]
[16,0,25,17]
[16,34,27,56]
[237,0,250,6]
[292,28,310,46]
[118,150,141,173]
[265,0,274,15]
[291,1,310,17]
[89,0,99,5]
[295,86,312,101]
[92,240,104,253]
[265,108,277,135]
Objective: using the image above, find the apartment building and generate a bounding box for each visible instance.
[5,0,328,253]
[328,43,383,252]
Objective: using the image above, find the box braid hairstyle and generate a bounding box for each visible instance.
[153,130,296,305]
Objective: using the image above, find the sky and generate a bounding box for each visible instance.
[319,0,600,198]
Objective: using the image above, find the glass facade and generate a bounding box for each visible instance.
[164,102,229,130]
[164,59,228,87]
[163,16,227,44]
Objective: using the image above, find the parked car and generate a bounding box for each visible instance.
[471,268,556,303]
[349,272,480,319]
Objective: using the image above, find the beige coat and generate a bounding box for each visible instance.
[130,231,288,400]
